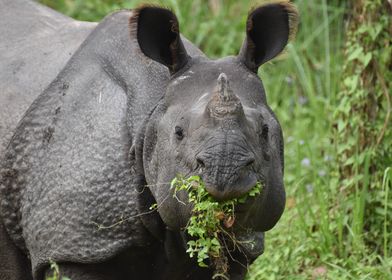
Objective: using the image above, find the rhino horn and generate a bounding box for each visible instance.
[208,73,244,118]
[217,73,233,101]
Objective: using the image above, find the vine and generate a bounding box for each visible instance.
[333,0,391,255]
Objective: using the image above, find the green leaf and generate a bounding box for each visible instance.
[170,177,178,188]
[149,203,158,210]
[188,175,201,182]
[360,52,372,67]
[347,46,363,61]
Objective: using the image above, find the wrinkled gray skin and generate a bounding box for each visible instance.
[0,1,297,279]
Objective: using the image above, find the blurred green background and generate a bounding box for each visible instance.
[39,0,392,279]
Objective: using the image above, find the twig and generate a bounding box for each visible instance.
[173,191,187,205]
[91,193,171,230]
[220,232,248,270]
[218,227,249,270]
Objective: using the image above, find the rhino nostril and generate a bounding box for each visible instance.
[245,158,255,167]
[196,157,205,168]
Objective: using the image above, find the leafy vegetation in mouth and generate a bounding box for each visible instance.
[171,175,262,277]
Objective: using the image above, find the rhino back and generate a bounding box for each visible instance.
[0,0,96,156]
[0,7,203,277]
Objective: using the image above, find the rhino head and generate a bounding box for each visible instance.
[130,2,298,262]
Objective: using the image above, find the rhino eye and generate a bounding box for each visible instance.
[174,126,184,140]
[261,124,269,140]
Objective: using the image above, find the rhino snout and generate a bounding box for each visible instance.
[196,154,257,201]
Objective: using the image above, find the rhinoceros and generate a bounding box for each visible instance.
[0,0,298,279]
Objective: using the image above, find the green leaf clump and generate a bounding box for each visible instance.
[170,175,262,272]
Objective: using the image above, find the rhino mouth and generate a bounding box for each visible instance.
[202,171,258,201]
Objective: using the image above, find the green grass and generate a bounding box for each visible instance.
[39,0,392,279]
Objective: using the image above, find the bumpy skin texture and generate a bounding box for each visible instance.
[0,1,297,279]
[0,0,97,157]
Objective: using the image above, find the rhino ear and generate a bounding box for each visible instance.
[130,6,189,75]
[238,2,299,72]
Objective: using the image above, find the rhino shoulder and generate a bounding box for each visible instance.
[0,0,96,156]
